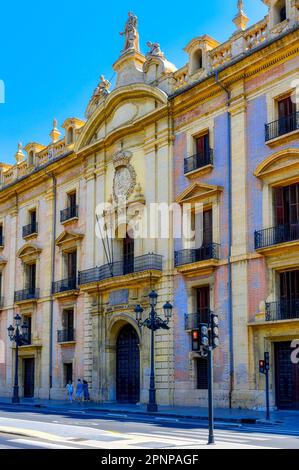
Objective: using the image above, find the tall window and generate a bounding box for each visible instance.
[195,132,210,158]
[66,251,77,280]
[68,191,76,210]
[274,184,299,227]
[26,263,36,292]
[196,286,210,323]
[62,308,74,331]
[278,95,296,120]
[0,224,3,246]
[29,209,37,230]
[123,231,134,275]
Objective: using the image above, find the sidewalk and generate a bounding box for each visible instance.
[0,397,298,426]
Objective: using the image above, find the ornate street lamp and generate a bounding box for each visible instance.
[134,290,173,412]
[7,314,29,403]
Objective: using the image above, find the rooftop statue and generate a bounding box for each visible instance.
[120,12,140,52]
[93,75,111,97]
[146,41,164,58]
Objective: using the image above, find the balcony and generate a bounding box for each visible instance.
[265,112,299,143]
[185,309,211,330]
[254,224,299,255]
[184,149,213,176]
[57,328,75,343]
[22,222,38,239]
[266,300,299,322]
[14,288,39,303]
[79,253,163,291]
[52,277,78,295]
[60,205,78,223]
[174,244,220,276]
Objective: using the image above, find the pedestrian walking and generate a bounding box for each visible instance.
[75,379,83,404]
[83,380,90,402]
[66,380,74,403]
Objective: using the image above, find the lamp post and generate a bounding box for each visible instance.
[134,291,173,412]
[7,314,29,404]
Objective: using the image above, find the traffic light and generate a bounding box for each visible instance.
[264,352,270,371]
[259,359,265,374]
[211,313,219,349]
[191,330,200,351]
[200,323,209,348]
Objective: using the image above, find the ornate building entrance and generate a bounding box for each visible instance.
[116,324,140,403]
[275,342,299,409]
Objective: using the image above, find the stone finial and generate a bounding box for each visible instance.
[120,12,140,52]
[50,118,61,143]
[15,142,25,164]
[233,0,249,31]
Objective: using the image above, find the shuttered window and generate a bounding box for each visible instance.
[195,133,209,157]
[274,183,299,226]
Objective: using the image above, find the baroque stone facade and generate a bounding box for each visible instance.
[0,1,299,409]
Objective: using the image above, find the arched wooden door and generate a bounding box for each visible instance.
[116,324,140,403]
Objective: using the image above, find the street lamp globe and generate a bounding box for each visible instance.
[21,321,29,336]
[134,304,144,323]
[163,301,173,321]
[7,325,14,341]
[149,290,158,307]
[14,314,22,326]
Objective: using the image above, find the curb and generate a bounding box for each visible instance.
[0,401,258,424]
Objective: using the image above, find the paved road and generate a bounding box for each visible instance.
[0,405,298,449]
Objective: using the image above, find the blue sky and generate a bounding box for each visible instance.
[0,0,267,164]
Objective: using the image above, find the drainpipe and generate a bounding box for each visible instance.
[215,71,234,409]
[47,172,57,398]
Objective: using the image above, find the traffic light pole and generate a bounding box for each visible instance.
[207,346,215,445]
[265,367,270,421]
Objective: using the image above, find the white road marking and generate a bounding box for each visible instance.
[9,439,75,449]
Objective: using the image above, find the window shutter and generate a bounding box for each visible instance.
[274,188,285,226]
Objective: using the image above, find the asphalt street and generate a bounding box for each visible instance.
[0,405,298,449]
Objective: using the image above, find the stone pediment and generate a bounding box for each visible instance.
[254,148,299,180]
[75,84,168,151]
[176,182,223,204]
[55,230,84,248]
[17,243,42,262]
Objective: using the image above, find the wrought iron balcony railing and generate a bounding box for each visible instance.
[60,205,79,223]
[265,299,299,321]
[265,111,299,142]
[57,328,75,343]
[14,288,39,302]
[254,224,299,250]
[185,309,212,330]
[184,149,214,174]
[174,243,220,267]
[78,253,163,285]
[52,277,77,294]
[22,222,38,238]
